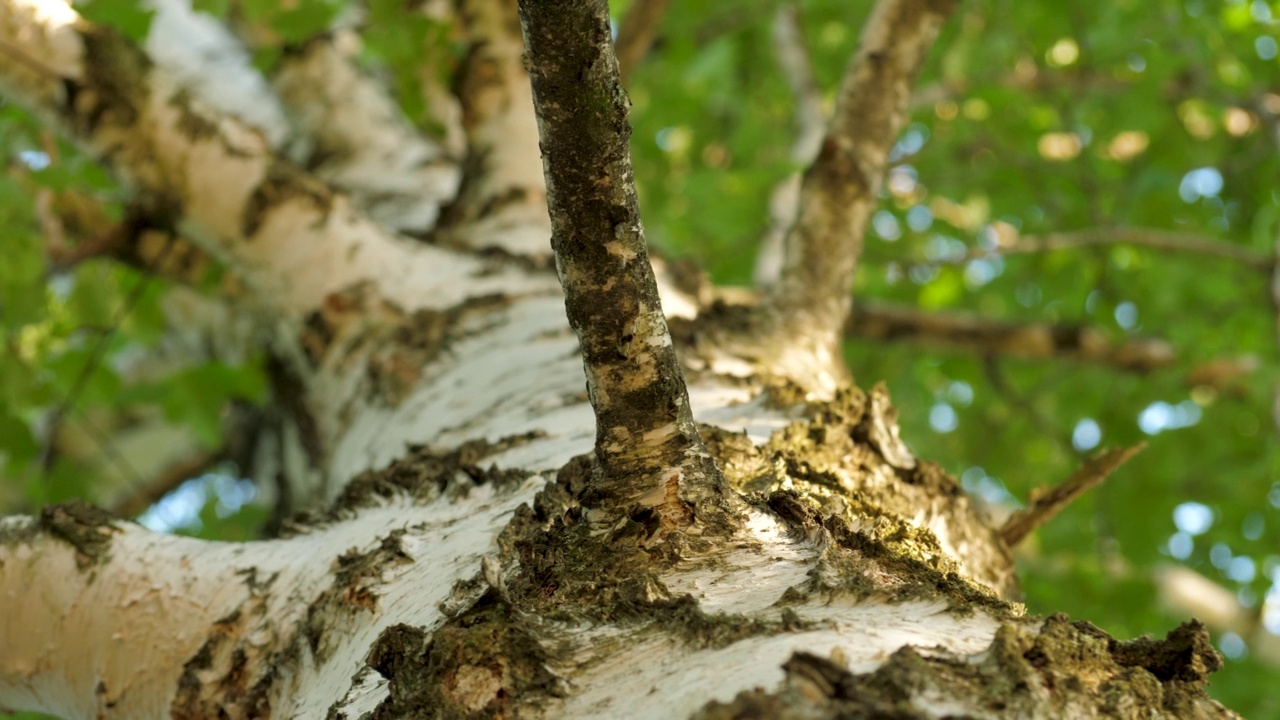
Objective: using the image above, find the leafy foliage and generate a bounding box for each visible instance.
[626,0,1280,714]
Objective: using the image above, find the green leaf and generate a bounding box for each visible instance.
[0,411,39,473]
[76,0,155,42]
[191,0,229,18]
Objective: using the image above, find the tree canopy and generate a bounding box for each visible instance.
[1,0,1277,717]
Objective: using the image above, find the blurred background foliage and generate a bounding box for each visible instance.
[628,0,1280,713]
[1,0,1278,717]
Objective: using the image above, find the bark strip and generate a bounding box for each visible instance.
[766,0,957,370]
[517,0,723,525]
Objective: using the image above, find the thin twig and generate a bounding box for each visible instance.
[3,337,144,489]
[614,0,670,85]
[40,238,176,475]
[1000,443,1146,547]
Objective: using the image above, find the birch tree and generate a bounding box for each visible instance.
[0,0,1253,717]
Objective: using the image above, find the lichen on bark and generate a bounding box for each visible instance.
[695,615,1234,719]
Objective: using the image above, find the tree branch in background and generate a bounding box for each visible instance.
[109,448,223,518]
[1272,229,1280,434]
[145,0,463,235]
[754,2,825,287]
[980,356,1071,454]
[848,300,1176,372]
[864,298,1261,389]
[518,0,727,528]
[765,0,958,384]
[960,227,1274,272]
[1000,443,1145,547]
[271,34,461,234]
[1248,94,1280,436]
[614,0,669,85]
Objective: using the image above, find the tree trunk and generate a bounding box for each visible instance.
[0,0,1238,717]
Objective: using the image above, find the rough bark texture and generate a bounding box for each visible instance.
[517,0,726,527]
[0,1,1243,719]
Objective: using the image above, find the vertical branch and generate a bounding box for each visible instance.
[764,0,957,374]
[1256,100,1280,436]
[755,2,825,287]
[447,0,548,248]
[517,0,726,528]
[1271,226,1280,435]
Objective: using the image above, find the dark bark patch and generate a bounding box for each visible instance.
[708,385,1017,600]
[367,597,566,719]
[298,282,509,407]
[367,623,429,682]
[241,161,333,239]
[313,529,415,622]
[273,433,542,536]
[39,499,118,569]
[499,463,791,648]
[1111,618,1223,683]
[365,294,511,405]
[172,572,277,719]
[76,27,149,135]
[695,613,1235,719]
[168,88,221,141]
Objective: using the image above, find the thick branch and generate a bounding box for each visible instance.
[848,300,1260,390]
[766,0,957,359]
[517,0,724,526]
[0,509,250,718]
